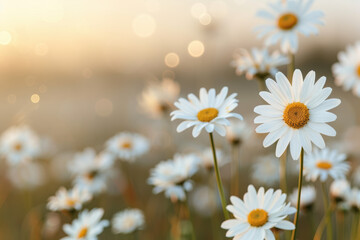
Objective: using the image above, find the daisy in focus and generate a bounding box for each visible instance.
[289,186,316,210]
[303,148,349,182]
[332,41,360,97]
[112,209,145,234]
[105,132,149,162]
[61,208,109,240]
[139,78,180,118]
[232,48,288,80]
[0,125,41,165]
[69,148,115,194]
[221,185,296,240]
[171,86,243,137]
[256,0,324,53]
[47,186,92,212]
[254,69,341,160]
[148,154,200,202]
[251,155,280,186]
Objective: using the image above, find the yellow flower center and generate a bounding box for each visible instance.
[66,198,76,206]
[197,108,219,122]
[77,227,87,238]
[278,13,298,30]
[283,102,309,129]
[316,161,333,170]
[13,143,22,151]
[120,141,132,149]
[356,65,360,77]
[85,170,98,180]
[248,209,268,227]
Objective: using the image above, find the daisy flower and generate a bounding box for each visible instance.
[330,179,350,202]
[256,0,324,53]
[139,78,180,118]
[61,208,109,240]
[289,186,316,211]
[47,186,92,212]
[226,119,252,145]
[251,155,280,186]
[303,148,349,182]
[345,188,360,210]
[7,162,45,190]
[197,147,228,171]
[232,48,288,80]
[148,154,200,202]
[0,125,41,165]
[112,209,145,234]
[69,148,115,194]
[221,185,296,240]
[254,69,341,160]
[105,132,149,162]
[332,41,360,97]
[171,86,243,137]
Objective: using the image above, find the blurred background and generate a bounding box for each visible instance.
[1,0,360,239]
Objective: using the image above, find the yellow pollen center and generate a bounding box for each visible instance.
[121,141,132,149]
[197,108,219,122]
[278,13,298,30]
[66,198,76,206]
[77,227,87,238]
[13,143,22,151]
[85,170,98,180]
[356,65,360,77]
[248,209,268,227]
[316,161,333,170]
[283,102,309,129]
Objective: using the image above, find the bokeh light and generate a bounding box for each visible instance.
[164,52,180,68]
[188,40,205,57]
[0,31,12,45]
[132,14,157,38]
[199,13,212,26]
[191,3,207,19]
[31,94,40,104]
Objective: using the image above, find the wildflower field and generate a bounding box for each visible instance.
[1,0,360,240]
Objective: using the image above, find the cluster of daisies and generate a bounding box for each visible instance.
[2,0,360,240]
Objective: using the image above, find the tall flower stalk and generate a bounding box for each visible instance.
[291,149,304,240]
[321,182,333,240]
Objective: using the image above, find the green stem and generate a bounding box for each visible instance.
[185,197,197,240]
[336,210,345,240]
[279,149,288,194]
[291,149,304,240]
[313,214,326,240]
[321,182,333,240]
[209,133,230,220]
[351,212,359,240]
[230,142,240,196]
[287,53,295,83]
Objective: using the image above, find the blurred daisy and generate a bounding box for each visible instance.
[105,132,149,162]
[232,48,288,80]
[61,208,109,240]
[190,185,218,217]
[289,186,316,210]
[256,0,324,53]
[254,69,341,160]
[330,179,350,202]
[0,125,41,165]
[345,188,360,210]
[303,148,349,182]
[148,154,200,202]
[226,120,252,145]
[139,78,180,118]
[332,42,360,97]
[221,185,296,240]
[70,148,114,194]
[197,147,228,171]
[171,86,243,137]
[112,209,145,234]
[251,155,279,186]
[7,162,45,190]
[47,186,92,212]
